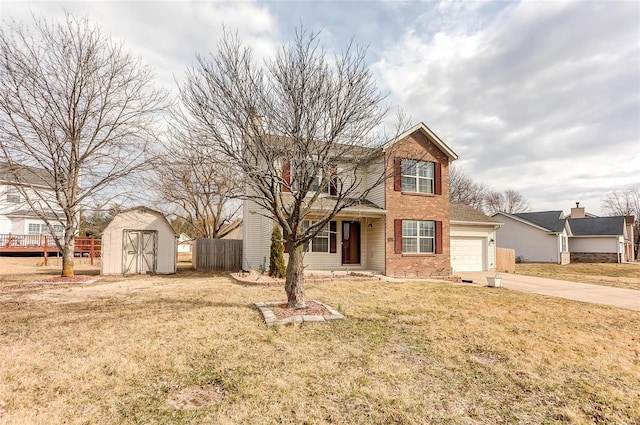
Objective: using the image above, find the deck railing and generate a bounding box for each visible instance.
[0,234,101,265]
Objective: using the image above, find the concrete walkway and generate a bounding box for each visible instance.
[457,271,640,312]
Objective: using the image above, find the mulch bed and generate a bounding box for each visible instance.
[269,301,331,320]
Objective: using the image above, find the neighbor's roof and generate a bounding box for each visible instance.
[450,203,501,225]
[0,163,54,188]
[385,122,459,161]
[493,210,566,233]
[568,217,625,236]
[4,209,65,220]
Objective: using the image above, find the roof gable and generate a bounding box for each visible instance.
[451,203,500,225]
[385,122,458,161]
[568,216,624,236]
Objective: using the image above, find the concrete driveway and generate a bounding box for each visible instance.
[457,271,640,312]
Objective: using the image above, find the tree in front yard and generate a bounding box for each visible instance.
[269,226,286,279]
[0,13,166,276]
[177,29,402,308]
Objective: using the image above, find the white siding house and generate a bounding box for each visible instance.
[0,163,65,236]
[493,211,569,264]
[101,207,177,275]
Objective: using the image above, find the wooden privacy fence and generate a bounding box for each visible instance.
[496,247,515,273]
[193,238,242,272]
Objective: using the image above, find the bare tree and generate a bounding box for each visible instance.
[0,13,166,276]
[485,189,530,214]
[155,123,241,238]
[178,29,402,308]
[602,186,639,259]
[449,166,489,211]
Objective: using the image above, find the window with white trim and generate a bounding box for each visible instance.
[402,220,435,253]
[401,159,434,194]
[301,220,333,253]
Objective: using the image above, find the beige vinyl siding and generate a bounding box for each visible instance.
[366,158,385,208]
[242,199,273,271]
[365,217,385,273]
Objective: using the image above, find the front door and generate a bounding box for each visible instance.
[123,230,157,274]
[342,221,361,265]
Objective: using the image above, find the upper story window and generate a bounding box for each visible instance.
[282,159,337,195]
[7,190,21,204]
[394,158,442,195]
[401,159,434,194]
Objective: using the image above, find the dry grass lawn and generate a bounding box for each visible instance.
[0,257,639,424]
[516,262,640,291]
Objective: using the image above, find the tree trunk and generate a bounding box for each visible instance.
[62,234,75,277]
[285,243,306,309]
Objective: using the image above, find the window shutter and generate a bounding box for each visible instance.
[282,160,291,192]
[435,221,443,254]
[434,162,442,195]
[329,167,338,196]
[394,219,403,254]
[330,221,337,253]
[394,158,402,191]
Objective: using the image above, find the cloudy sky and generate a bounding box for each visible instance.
[1,0,638,215]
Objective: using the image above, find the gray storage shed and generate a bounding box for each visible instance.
[101,206,177,275]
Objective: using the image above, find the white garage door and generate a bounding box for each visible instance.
[451,237,484,272]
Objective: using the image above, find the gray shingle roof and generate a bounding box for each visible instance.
[0,163,54,187]
[512,211,566,233]
[451,203,500,224]
[568,217,625,236]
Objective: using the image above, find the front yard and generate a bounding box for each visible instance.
[0,263,638,424]
[516,261,640,291]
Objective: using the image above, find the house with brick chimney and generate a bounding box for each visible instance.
[492,203,635,264]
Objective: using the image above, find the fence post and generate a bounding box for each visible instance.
[90,237,95,265]
[44,236,48,266]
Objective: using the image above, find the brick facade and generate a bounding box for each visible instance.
[384,131,451,277]
[570,252,619,263]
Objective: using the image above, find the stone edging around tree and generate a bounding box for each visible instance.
[255,301,345,327]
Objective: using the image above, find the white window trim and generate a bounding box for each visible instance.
[302,220,336,253]
[402,220,435,254]
[401,159,434,194]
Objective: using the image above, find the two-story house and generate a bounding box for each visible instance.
[242,122,459,277]
[0,163,65,237]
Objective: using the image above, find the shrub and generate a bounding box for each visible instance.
[269,226,286,278]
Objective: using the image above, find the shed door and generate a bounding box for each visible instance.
[451,237,484,272]
[123,230,157,274]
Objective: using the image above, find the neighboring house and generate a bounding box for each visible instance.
[494,204,635,263]
[450,203,502,272]
[492,211,570,264]
[566,205,635,263]
[220,218,243,240]
[0,163,65,236]
[243,122,459,277]
[177,233,193,254]
[101,206,177,275]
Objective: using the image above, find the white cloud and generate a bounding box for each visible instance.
[373,0,640,214]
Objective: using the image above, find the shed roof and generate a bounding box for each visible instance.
[568,217,625,236]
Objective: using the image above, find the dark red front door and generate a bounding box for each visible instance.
[342,221,361,265]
